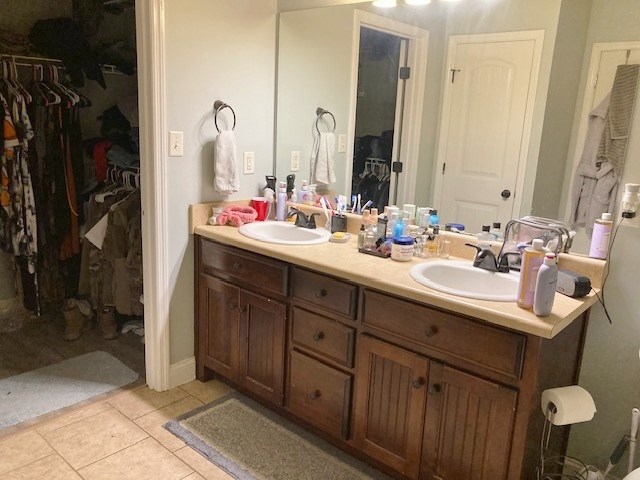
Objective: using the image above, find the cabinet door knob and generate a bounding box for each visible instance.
[233,262,242,270]
[425,326,439,337]
[309,390,322,400]
[228,303,237,310]
[313,331,325,342]
[239,306,247,313]
[429,383,442,394]
[314,289,328,298]
[412,378,425,389]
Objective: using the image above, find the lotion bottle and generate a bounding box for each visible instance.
[276,182,288,221]
[517,239,545,309]
[588,212,613,259]
[533,253,558,317]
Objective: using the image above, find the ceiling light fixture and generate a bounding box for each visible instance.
[372,0,397,7]
[405,0,431,4]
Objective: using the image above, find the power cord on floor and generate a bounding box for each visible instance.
[591,218,626,324]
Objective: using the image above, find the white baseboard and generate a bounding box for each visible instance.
[169,356,196,389]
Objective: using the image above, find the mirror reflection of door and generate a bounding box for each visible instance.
[351,27,407,211]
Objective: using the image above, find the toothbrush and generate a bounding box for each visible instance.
[362,199,373,211]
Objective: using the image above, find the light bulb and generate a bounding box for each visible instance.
[372,0,397,7]
[405,0,431,4]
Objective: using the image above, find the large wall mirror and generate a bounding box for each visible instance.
[275,0,640,244]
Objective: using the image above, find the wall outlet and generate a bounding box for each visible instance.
[243,151,255,175]
[338,134,347,153]
[290,151,300,172]
[169,131,184,157]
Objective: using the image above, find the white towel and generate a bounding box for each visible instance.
[214,130,239,194]
[311,132,336,185]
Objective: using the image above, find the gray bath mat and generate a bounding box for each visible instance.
[0,351,139,429]
[164,392,391,480]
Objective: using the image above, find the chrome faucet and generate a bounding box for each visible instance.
[464,244,519,273]
[287,208,319,229]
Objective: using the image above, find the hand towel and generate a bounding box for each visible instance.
[216,205,258,227]
[311,132,336,185]
[214,130,239,194]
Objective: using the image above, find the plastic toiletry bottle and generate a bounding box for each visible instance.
[290,188,298,204]
[357,223,366,249]
[533,253,558,317]
[490,222,503,241]
[391,236,414,261]
[276,182,288,221]
[298,180,309,203]
[428,209,439,227]
[307,184,317,205]
[517,239,546,309]
[264,187,276,220]
[477,225,492,249]
[588,213,613,259]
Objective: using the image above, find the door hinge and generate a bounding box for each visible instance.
[442,163,446,174]
[451,69,461,83]
[399,66,411,80]
[592,73,598,88]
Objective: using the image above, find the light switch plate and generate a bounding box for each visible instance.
[244,151,255,175]
[169,131,184,157]
[290,151,300,172]
[338,134,347,153]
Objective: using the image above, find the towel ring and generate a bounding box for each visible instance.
[315,107,336,134]
[214,100,236,133]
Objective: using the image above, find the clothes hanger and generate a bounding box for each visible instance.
[32,65,61,106]
[9,58,31,105]
[44,65,72,108]
[52,66,80,106]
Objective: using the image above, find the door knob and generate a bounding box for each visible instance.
[412,378,425,389]
[309,389,322,400]
[501,189,511,199]
[429,383,442,394]
[313,332,325,342]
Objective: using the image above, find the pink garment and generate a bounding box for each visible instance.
[216,205,258,227]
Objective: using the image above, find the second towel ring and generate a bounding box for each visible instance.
[316,107,336,134]
[214,100,236,133]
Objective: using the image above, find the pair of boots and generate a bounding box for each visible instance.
[63,301,118,341]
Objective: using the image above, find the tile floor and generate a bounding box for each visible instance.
[0,379,236,479]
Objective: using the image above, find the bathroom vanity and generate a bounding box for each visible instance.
[193,221,602,480]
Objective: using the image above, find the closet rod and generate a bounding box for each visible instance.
[1,54,129,75]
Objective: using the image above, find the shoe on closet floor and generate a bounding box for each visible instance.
[99,309,119,340]
[62,306,88,341]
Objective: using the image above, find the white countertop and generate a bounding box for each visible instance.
[194,223,601,339]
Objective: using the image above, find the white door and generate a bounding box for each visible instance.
[435,33,543,233]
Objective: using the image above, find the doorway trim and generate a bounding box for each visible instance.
[432,30,545,220]
[345,10,428,207]
[136,0,170,391]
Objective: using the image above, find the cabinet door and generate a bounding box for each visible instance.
[238,290,286,406]
[198,274,240,381]
[420,363,517,480]
[353,335,429,479]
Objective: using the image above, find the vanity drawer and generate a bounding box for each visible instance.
[288,351,352,440]
[199,239,288,297]
[362,290,526,379]
[291,267,358,318]
[292,307,355,367]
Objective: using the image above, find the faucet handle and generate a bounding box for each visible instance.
[464,243,482,255]
[306,213,319,229]
[497,251,521,273]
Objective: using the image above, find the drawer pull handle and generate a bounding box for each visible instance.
[314,289,328,298]
[412,378,425,389]
[233,262,242,270]
[309,390,322,400]
[313,332,325,342]
[429,383,442,395]
[425,326,439,338]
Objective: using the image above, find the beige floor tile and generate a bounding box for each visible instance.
[0,453,81,480]
[174,447,233,480]
[78,437,193,480]
[36,402,111,435]
[182,473,206,480]
[134,395,204,452]
[109,386,190,419]
[0,431,53,475]
[179,380,234,404]
[42,408,148,470]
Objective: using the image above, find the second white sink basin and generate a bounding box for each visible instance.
[409,260,520,302]
[238,221,331,245]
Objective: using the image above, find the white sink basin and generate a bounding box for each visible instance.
[409,260,520,302]
[238,221,331,245]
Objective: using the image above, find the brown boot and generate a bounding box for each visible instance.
[99,309,119,340]
[63,306,87,341]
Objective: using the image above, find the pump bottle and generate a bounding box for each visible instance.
[533,253,558,317]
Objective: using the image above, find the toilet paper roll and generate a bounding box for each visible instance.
[541,386,596,426]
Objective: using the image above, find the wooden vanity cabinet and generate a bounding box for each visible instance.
[195,237,588,480]
[196,239,287,406]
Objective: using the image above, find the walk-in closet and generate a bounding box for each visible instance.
[0,0,144,430]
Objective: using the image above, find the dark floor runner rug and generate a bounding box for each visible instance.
[164,392,391,480]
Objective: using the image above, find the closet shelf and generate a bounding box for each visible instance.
[1,54,134,75]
